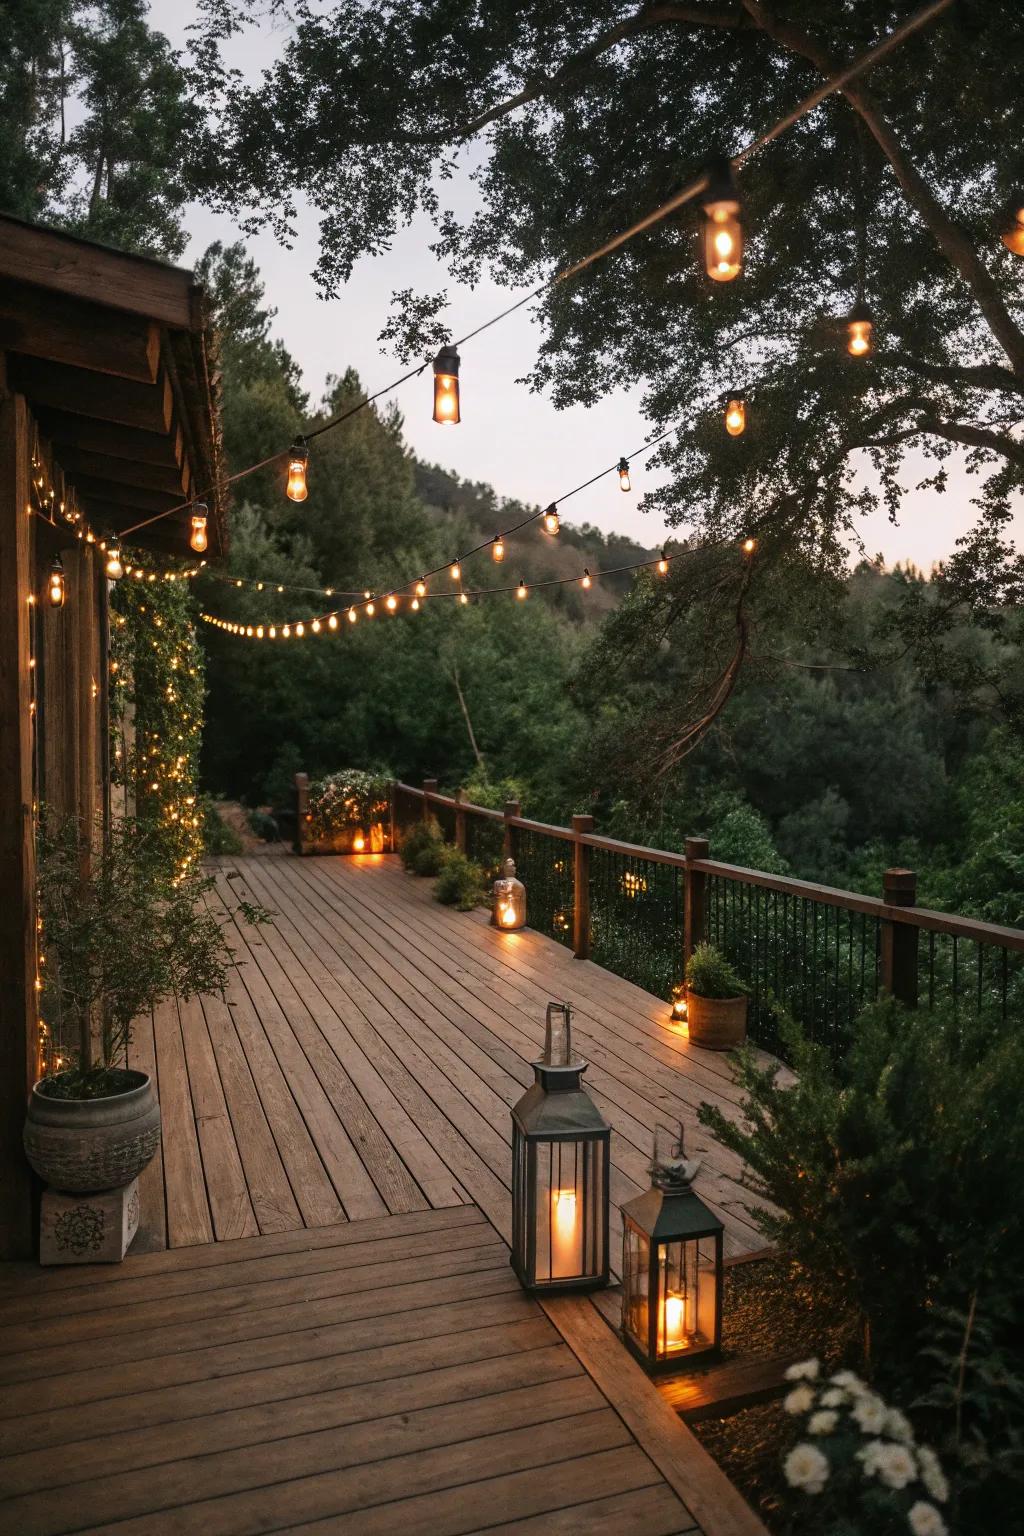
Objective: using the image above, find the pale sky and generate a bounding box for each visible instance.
[152,1,1014,567]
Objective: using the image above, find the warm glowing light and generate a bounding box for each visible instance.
[657,551,669,575]
[415,578,427,597]
[662,1291,695,1352]
[499,902,516,926]
[492,535,505,562]
[617,456,631,492]
[1001,202,1024,257]
[460,592,469,606]
[581,569,592,590]
[311,619,321,633]
[328,614,338,629]
[282,625,291,638]
[104,536,124,580]
[742,536,757,555]
[432,344,461,424]
[517,580,528,600]
[353,833,366,852]
[386,594,398,611]
[365,601,375,617]
[348,607,357,624]
[411,596,420,611]
[724,393,746,436]
[286,442,309,502]
[295,622,305,637]
[190,506,209,552]
[550,1189,582,1280]
[47,558,65,609]
[543,505,560,535]
[701,160,743,282]
[845,301,874,357]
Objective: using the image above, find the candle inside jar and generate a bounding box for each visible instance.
[550,1188,581,1279]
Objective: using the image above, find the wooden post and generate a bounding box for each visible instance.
[454,788,467,855]
[294,772,309,854]
[387,782,397,853]
[422,778,438,823]
[0,391,39,1258]
[881,867,918,1008]
[503,799,520,858]
[683,837,710,972]
[572,814,594,961]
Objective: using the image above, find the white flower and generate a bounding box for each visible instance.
[877,1443,917,1490]
[820,1388,847,1408]
[917,1446,949,1504]
[785,1358,820,1382]
[784,1384,816,1415]
[808,1410,838,1436]
[784,1442,830,1495]
[885,1407,915,1444]
[908,1501,947,1536]
[852,1393,888,1434]
[831,1369,866,1393]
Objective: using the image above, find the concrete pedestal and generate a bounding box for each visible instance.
[40,1178,139,1265]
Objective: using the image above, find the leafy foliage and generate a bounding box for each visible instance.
[399,817,447,876]
[686,941,746,999]
[307,769,392,843]
[433,848,487,910]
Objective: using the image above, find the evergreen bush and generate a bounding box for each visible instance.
[686,941,746,998]
[434,850,487,910]
[399,817,447,876]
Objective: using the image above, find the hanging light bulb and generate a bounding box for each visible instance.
[1000,197,1024,256]
[657,551,669,575]
[617,457,631,492]
[366,600,376,617]
[295,622,305,636]
[104,534,124,580]
[432,344,461,424]
[742,536,757,555]
[311,619,321,633]
[845,300,875,357]
[190,504,209,553]
[386,594,398,612]
[543,505,560,535]
[47,557,66,609]
[723,393,746,436]
[286,441,309,502]
[701,157,743,282]
[411,596,420,611]
[517,579,528,600]
[460,591,469,606]
[492,535,505,562]
[348,607,357,624]
[450,560,461,582]
[581,569,592,590]
[328,614,338,629]
[415,578,427,597]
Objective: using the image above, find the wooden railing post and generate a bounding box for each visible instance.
[572,814,594,960]
[881,867,918,1008]
[294,772,309,855]
[454,789,467,854]
[387,782,397,853]
[503,800,521,858]
[422,778,438,823]
[683,837,710,971]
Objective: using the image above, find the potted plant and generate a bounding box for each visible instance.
[25,815,263,1193]
[684,942,748,1050]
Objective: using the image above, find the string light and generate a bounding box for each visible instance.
[543,505,560,535]
[328,614,338,629]
[450,561,462,582]
[492,535,505,562]
[723,393,747,436]
[657,551,669,574]
[845,300,875,357]
[190,505,209,552]
[411,596,420,611]
[1000,197,1024,256]
[286,441,309,502]
[517,579,528,600]
[47,558,66,609]
[365,600,376,616]
[582,569,592,590]
[742,536,757,554]
[460,592,469,606]
[386,594,398,612]
[617,457,631,492]
[432,345,461,424]
[415,578,427,597]
[701,158,743,282]
[104,535,124,580]
[348,607,357,624]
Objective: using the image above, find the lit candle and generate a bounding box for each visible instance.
[550,1188,582,1279]
[353,832,366,852]
[499,902,516,926]
[662,1289,694,1351]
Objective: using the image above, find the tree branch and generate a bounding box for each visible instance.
[916,415,1024,467]
[875,353,1024,394]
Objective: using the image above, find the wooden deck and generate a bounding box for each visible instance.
[131,851,767,1261]
[0,853,769,1536]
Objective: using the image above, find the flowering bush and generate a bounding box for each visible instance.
[307,769,391,847]
[780,1359,949,1535]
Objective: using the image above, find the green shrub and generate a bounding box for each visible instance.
[248,808,279,842]
[202,796,244,855]
[685,941,746,998]
[399,817,447,876]
[307,768,391,842]
[434,849,487,910]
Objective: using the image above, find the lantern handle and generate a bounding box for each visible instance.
[651,1121,702,1191]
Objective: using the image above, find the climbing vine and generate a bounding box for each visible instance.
[109,560,205,877]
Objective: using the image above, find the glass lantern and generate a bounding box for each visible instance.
[492,857,526,930]
[511,1003,610,1293]
[621,1124,723,1373]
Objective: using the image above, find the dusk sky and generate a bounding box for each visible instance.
[154,2,1011,568]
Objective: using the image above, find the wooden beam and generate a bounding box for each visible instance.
[56,446,189,500]
[34,408,185,470]
[7,356,175,435]
[0,214,195,330]
[72,475,180,516]
[0,281,160,384]
[0,390,39,1260]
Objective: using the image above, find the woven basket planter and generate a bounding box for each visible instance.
[686,992,748,1051]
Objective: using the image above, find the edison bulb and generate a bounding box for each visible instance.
[286,443,309,502]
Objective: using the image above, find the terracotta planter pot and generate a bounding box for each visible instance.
[24,1071,161,1193]
[686,992,747,1051]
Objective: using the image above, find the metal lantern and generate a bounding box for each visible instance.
[492,857,526,930]
[621,1123,724,1373]
[511,1002,610,1292]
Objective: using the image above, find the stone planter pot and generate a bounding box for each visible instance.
[24,1071,161,1193]
[686,992,747,1051]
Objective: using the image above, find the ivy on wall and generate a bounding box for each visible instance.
[110,560,205,877]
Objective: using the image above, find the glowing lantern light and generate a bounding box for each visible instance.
[581,569,592,590]
[286,441,309,502]
[723,392,746,436]
[511,1002,611,1293]
[365,601,375,617]
[517,579,528,600]
[352,832,367,852]
[386,594,398,612]
[657,551,669,575]
[1000,198,1024,256]
[742,536,757,555]
[492,856,526,930]
[190,505,209,552]
[617,457,631,492]
[348,607,357,624]
[47,557,66,609]
[492,535,505,562]
[845,300,875,357]
[104,535,124,580]
[543,505,559,535]
[432,345,461,424]
[328,614,338,629]
[415,578,427,597]
[701,158,743,282]
[621,1123,723,1373]
[450,561,461,583]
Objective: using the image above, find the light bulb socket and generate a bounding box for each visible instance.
[700,154,740,216]
[289,439,309,465]
[433,345,460,378]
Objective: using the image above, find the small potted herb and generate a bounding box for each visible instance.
[684,942,748,1049]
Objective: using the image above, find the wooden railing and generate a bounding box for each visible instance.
[392,780,1024,1058]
